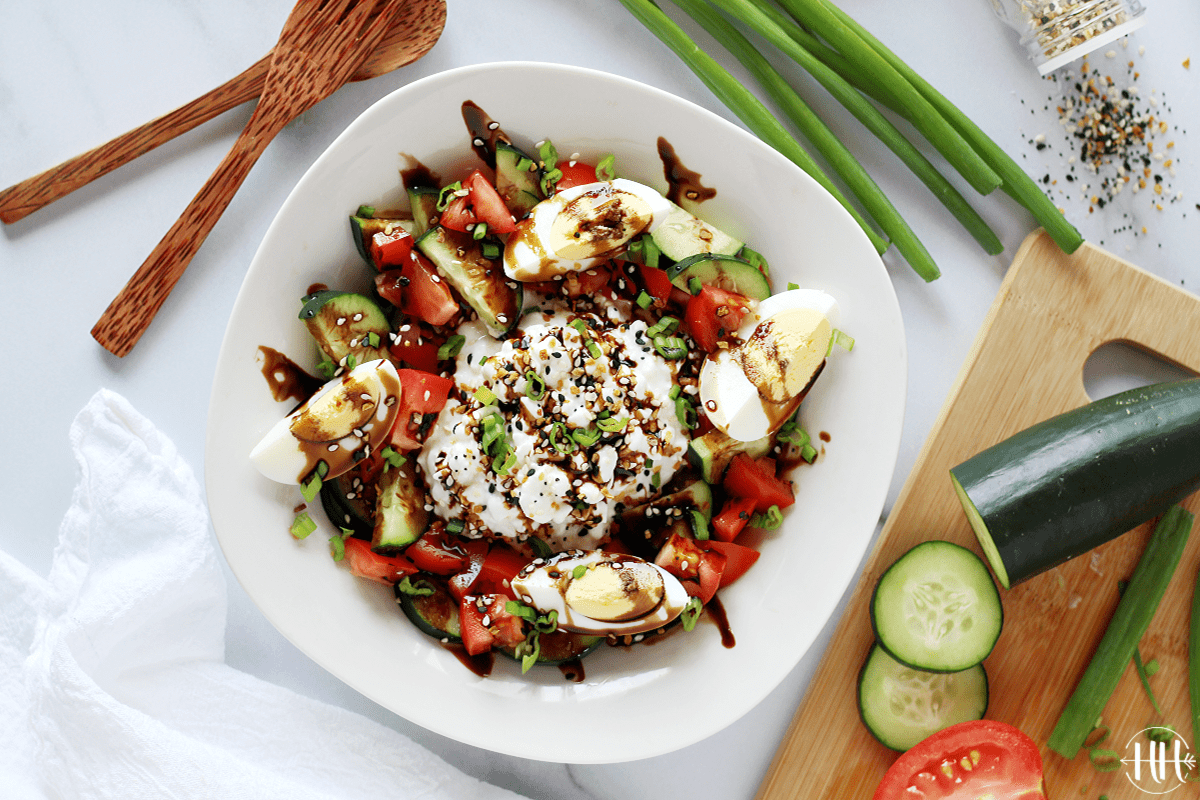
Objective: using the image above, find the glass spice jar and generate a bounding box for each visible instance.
[987,0,1147,74]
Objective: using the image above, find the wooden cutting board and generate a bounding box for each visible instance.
[755,230,1200,799]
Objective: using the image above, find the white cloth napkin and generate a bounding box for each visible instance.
[0,389,529,800]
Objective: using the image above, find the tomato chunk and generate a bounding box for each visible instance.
[705,539,759,587]
[447,538,490,601]
[344,537,417,585]
[724,453,795,513]
[460,593,526,656]
[463,170,517,234]
[685,285,750,353]
[475,543,529,598]
[712,496,758,542]
[406,528,469,575]
[873,720,1045,800]
[374,250,458,327]
[367,226,415,269]
[655,532,726,604]
[638,263,674,306]
[554,159,599,192]
[388,368,454,450]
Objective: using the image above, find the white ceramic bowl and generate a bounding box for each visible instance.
[205,62,906,763]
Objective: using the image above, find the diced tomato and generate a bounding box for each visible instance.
[374,250,458,327]
[367,226,415,269]
[705,539,759,587]
[712,496,758,542]
[873,720,1045,800]
[406,527,469,575]
[387,322,443,373]
[459,593,527,656]
[343,537,417,585]
[724,453,795,513]
[554,159,599,192]
[388,368,454,450]
[447,538,490,600]
[529,264,613,299]
[439,171,518,235]
[685,285,751,353]
[638,263,674,306]
[655,532,726,604]
[463,170,517,234]
[475,543,529,598]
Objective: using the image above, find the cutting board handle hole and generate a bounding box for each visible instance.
[1083,340,1195,401]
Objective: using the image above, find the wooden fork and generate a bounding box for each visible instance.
[91,0,404,357]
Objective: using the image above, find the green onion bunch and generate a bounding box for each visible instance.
[615,0,1083,281]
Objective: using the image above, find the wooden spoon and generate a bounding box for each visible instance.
[0,0,445,224]
[90,0,404,358]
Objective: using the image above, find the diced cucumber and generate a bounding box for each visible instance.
[495,141,543,219]
[407,187,440,236]
[299,290,392,367]
[319,466,376,537]
[372,462,430,552]
[415,226,522,337]
[650,202,743,262]
[870,540,1002,673]
[688,428,772,484]
[667,253,771,300]
[349,214,416,267]
[616,479,714,556]
[857,643,988,752]
[395,578,461,643]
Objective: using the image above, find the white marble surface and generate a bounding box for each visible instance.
[1,0,1197,798]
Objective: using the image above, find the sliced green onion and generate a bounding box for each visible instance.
[471,222,489,240]
[1088,749,1122,772]
[1146,725,1176,744]
[474,386,498,407]
[1133,646,1163,715]
[647,316,680,338]
[636,290,655,309]
[481,241,501,260]
[655,335,687,359]
[738,245,769,275]
[481,414,505,453]
[675,394,699,429]
[436,181,464,211]
[540,167,563,196]
[290,512,317,540]
[1048,505,1195,758]
[446,518,466,535]
[355,204,376,219]
[680,596,704,631]
[381,446,406,470]
[688,276,703,295]
[691,509,711,540]
[397,576,435,597]
[316,358,337,380]
[494,447,517,476]
[524,370,546,400]
[831,328,855,353]
[366,332,381,348]
[438,334,466,361]
[538,139,559,170]
[300,461,328,504]
[596,154,618,181]
[596,415,628,432]
[328,530,352,561]
[550,422,576,453]
[571,426,603,448]
[750,504,785,530]
[572,565,589,580]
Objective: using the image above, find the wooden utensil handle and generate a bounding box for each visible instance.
[90,108,285,357]
[0,55,271,225]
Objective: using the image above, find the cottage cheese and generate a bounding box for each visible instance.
[418,297,688,552]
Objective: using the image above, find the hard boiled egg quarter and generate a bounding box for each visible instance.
[250,358,402,484]
[699,288,839,442]
[503,179,671,282]
[511,550,691,636]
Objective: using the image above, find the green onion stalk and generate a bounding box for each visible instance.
[672,0,941,280]
[614,0,889,255]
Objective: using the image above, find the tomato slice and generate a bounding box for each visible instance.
[685,285,751,353]
[529,264,613,299]
[705,539,759,587]
[712,496,758,542]
[724,453,795,513]
[873,720,1045,800]
[460,593,526,656]
[343,537,417,585]
[388,368,454,450]
[406,528,469,575]
[368,226,415,269]
[554,160,599,192]
[463,170,517,234]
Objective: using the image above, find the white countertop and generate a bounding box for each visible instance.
[2,1,1197,798]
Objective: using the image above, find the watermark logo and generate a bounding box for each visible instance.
[1120,727,1197,794]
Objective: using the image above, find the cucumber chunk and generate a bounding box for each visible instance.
[857,643,988,752]
[395,578,461,643]
[667,253,771,300]
[687,427,772,484]
[299,290,392,367]
[414,226,521,337]
[495,141,543,219]
[650,202,743,262]
[870,540,1002,673]
[372,462,430,552]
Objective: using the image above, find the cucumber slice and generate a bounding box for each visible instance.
[372,462,430,552]
[299,290,392,367]
[395,578,461,643]
[870,541,1002,673]
[650,202,743,262]
[319,467,376,536]
[667,253,771,301]
[414,226,521,337]
[857,643,989,752]
[495,141,543,219]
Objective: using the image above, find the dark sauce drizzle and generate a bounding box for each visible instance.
[657,137,717,207]
[462,100,511,169]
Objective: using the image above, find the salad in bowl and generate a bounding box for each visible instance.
[206,62,904,762]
